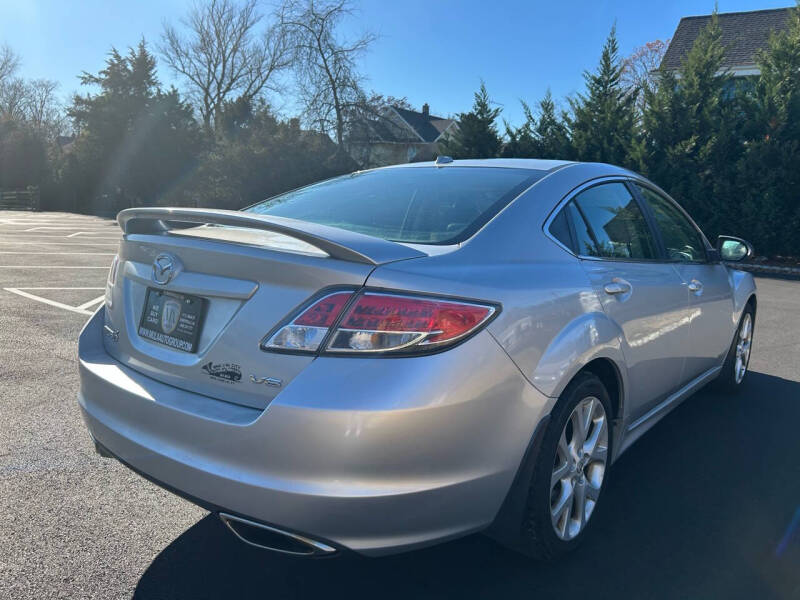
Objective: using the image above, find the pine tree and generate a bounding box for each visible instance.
[439,82,502,158]
[637,11,742,238]
[67,40,200,210]
[736,1,800,255]
[503,92,571,158]
[534,90,571,158]
[502,100,537,157]
[568,25,637,166]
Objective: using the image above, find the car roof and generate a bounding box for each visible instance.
[381,158,575,172]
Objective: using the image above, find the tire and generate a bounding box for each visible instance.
[521,371,613,560]
[714,305,755,392]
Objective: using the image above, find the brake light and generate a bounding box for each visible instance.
[327,293,495,353]
[105,255,120,309]
[262,292,353,352]
[263,291,496,355]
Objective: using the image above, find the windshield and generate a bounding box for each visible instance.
[245,167,544,245]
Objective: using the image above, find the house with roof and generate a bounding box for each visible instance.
[660,7,794,77]
[347,104,457,168]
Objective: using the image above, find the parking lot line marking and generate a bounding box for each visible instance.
[13,287,105,290]
[66,232,121,238]
[0,235,120,241]
[23,226,116,232]
[76,295,106,311]
[0,241,118,247]
[0,265,109,268]
[3,288,100,316]
[0,219,106,225]
[0,252,115,255]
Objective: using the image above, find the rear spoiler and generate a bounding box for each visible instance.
[117,207,427,266]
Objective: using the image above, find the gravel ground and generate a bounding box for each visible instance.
[0,210,799,599]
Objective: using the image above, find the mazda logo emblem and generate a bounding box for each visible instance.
[152,253,181,285]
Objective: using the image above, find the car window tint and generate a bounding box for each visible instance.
[573,183,657,260]
[245,167,543,245]
[566,202,596,256]
[548,208,572,250]
[635,185,707,263]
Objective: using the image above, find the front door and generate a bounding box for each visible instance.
[632,183,734,380]
[567,182,691,422]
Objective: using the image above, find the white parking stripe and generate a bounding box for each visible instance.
[3,288,103,316]
[0,241,118,247]
[0,235,120,241]
[66,232,121,238]
[0,265,109,268]
[0,252,115,255]
[76,295,106,310]
[0,219,108,225]
[23,226,116,232]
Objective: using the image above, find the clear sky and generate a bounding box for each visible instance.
[0,0,794,126]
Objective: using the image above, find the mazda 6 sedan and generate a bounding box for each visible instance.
[78,158,756,559]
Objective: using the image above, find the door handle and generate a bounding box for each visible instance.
[688,280,703,293]
[604,281,631,295]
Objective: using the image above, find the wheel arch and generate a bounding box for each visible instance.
[581,357,623,425]
[486,351,627,553]
[532,311,628,401]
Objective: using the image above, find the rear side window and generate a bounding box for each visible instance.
[246,167,543,245]
[572,183,657,260]
[548,209,572,250]
[635,185,707,263]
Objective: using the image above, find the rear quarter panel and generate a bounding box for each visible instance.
[366,163,634,403]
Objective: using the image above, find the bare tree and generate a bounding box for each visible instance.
[160,0,292,132]
[24,79,66,138]
[0,78,28,121]
[0,44,20,87]
[622,39,670,95]
[279,0,375,149]
[0,46,64,135]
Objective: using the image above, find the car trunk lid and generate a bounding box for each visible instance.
[103,208,428,410]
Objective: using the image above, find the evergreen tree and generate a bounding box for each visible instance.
[636,12,744,238]
[65,40,201,211]
[503,91,571,158]
[502,100,537,157]
[187,100,351,209]
[568,26,637,166]
[439,82,502,158]
[533,90,572,158]
[736,1,800,255]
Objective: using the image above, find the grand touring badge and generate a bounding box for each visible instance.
[201,361,242,383]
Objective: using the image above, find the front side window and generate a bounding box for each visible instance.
[246,167,543,245]
[635,185,707,263]
[572,183,657,260]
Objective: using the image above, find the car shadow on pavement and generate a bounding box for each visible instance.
[134,371,800,600]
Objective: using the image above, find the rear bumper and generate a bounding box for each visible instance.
[78,307,552,556]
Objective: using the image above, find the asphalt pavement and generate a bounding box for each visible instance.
[0,210,798,599]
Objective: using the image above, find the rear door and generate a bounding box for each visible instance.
[562,181,691,421]
[632,184,734,379]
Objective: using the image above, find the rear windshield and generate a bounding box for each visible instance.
[245,167,544,245]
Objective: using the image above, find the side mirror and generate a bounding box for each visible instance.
[717,236,753,262]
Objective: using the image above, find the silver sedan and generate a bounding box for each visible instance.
[78,158,756,559]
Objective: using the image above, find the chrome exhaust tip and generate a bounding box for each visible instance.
[218,513,337,557]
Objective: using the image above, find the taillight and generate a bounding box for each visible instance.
[262,291,354,352]
[263,290,497,355]
[105,255,119,309]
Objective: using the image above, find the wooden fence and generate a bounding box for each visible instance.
[0,189,40,211]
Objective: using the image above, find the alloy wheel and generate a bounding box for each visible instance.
[734,313,753,384]
[550,396,609,541]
